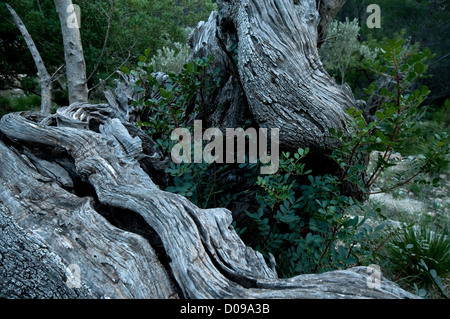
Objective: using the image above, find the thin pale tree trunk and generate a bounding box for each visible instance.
[54,0,89,104]
[6,4,52,114]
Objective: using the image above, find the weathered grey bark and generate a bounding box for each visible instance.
[317,0,349,47]
[6,4,52,114]
[188,0,356,154]
[0,106,418,299]
[54,0,89,104]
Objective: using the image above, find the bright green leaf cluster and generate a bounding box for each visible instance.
[330,36,448,195]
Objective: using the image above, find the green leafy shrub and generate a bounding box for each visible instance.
[125,50,237,209]
[397,98,450,156]
[243,37,441,275]
[242,148,388,277]
[123,49,220,152]
[324,36,449,296]
[242,37,448,279]
[20,76,39,95]
[379,226,449,298]
[319,18,373,85]
[150,42,191,74]
[331,36,448,194]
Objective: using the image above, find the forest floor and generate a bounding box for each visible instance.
[365,144,450,298]
[368,153,450,232]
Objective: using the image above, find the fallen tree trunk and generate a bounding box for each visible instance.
[0,105,417,299]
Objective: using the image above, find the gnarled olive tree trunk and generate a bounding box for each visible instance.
[188,0,355,155]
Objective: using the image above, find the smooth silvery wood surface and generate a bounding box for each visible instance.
[54,0,89,104]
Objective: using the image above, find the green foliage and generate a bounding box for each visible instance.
[432,98,450,127]
[320,18,376,85]
[338,0,450,104]
[400,99,450,156]
[109,0,215,71]
[240,38,448,280]
[245,149,384,277]
[324,36,449,296]
[0,93,41,118]
[150,42,191,74]
[127,51,232,209]
[124,50,220,148]
[330,36,449,194]
[165,160,247,209]
[378,226,450,298]
[0,0,216,103]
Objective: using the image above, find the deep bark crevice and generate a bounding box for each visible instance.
[93,202,185,298]
[7,133,185,297]
[182,202,259,289]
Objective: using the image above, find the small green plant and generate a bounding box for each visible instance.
[165,159,245,209]
[125,50,237,208]
[320,18,367,85]
[244,148,385,277]
[379,226,449,298]
[150,42,191,74]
